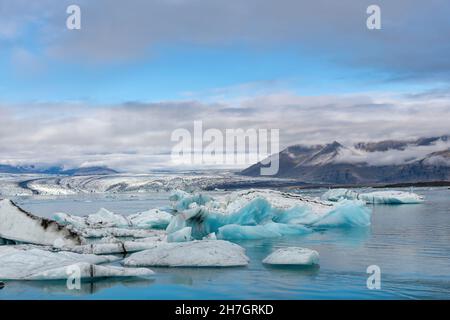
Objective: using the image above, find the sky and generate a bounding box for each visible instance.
[1,0,450,171]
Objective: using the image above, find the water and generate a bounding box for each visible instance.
[1,187,450,299]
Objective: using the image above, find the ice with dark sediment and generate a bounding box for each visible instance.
[0,199,84,246]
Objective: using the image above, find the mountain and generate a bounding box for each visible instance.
[241,136,450,184]
[0,165,118,176]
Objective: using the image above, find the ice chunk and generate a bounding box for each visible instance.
[123,240,249,267]
[282,199,372,228]
[86,208,131,228]
[128,209,172,229]
[263,247,319,266]
[167,189,371,240]
[0,246,153,280]
[0,199,84,246]
[321,188,424,204]
[67,240,161,255]
[24,262,154,280]
[167,227,193,243]
[217,222,311,240]
[54,208,173,231]
[80,227,165,239]
[53,212,87,229]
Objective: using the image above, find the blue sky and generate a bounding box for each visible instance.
[1,43,412,104]
[1,0,450,171]
[2,0,449,104]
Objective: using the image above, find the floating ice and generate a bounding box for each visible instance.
[321,188,424,204]
[167,227,193,243]
[0,199,84,246]
[217,223,311,240]
[0,246,153,280]
[54,208,173,231]
[262,247,319,266]
[80,227,164,239]
[67,239,162,255]
[123,240,249,267]
[167,189,371,240]
[128,209,173,229]
[86,208,131,228]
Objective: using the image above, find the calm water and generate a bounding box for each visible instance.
[1,187,450,299]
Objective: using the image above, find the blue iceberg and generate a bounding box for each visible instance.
[167,189,372,240]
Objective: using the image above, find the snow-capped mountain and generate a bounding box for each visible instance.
[241,136,450,184]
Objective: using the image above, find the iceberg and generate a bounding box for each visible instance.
[86,208,131,228]
[262,247,319,266]
[321,188,424,204]
[123,240,249,267]
[0,199,84,246]
[0,246,153,280]
[167,227,193,243]
[54,208,173,231]
[80,227,165,239]
[67,239,162,255]
[128,209,173,229]
[167,189,371,240]
[217,223,311,240]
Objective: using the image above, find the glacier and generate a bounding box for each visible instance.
[262,247,320,266]
[321,188,424,204]
[166,189,372,240]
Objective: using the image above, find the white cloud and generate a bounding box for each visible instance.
[0,91,449,171]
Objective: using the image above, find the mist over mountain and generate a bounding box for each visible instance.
[241,136,450,184]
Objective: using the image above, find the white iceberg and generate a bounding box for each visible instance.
[67,240,162,255]
[321,188,424,204]
[0,246,153,280]
[167,189,371,240]
[128,209,173,229]
[54,208,173,231]
[0,199,84,246]
[80,227,165,239]
[86,208,131,228]
[262,247,319,266]
[123,240,249,267]
[167,227,193,243]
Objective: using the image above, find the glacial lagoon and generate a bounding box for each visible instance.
[1,187,449,300]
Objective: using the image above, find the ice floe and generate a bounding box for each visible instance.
[167,227,193,243]
[123,240,249,267]
[167,189,371,240]
[54,208,173,231]
[321,188,424,204]
[0,246,153,280]
[67,239,162,255]
[0,199,84,246]
[262,247,319,266]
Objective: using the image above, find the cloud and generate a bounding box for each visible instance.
[2,0,450,80]
[1,91,450,171]
[335,140,450,166]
